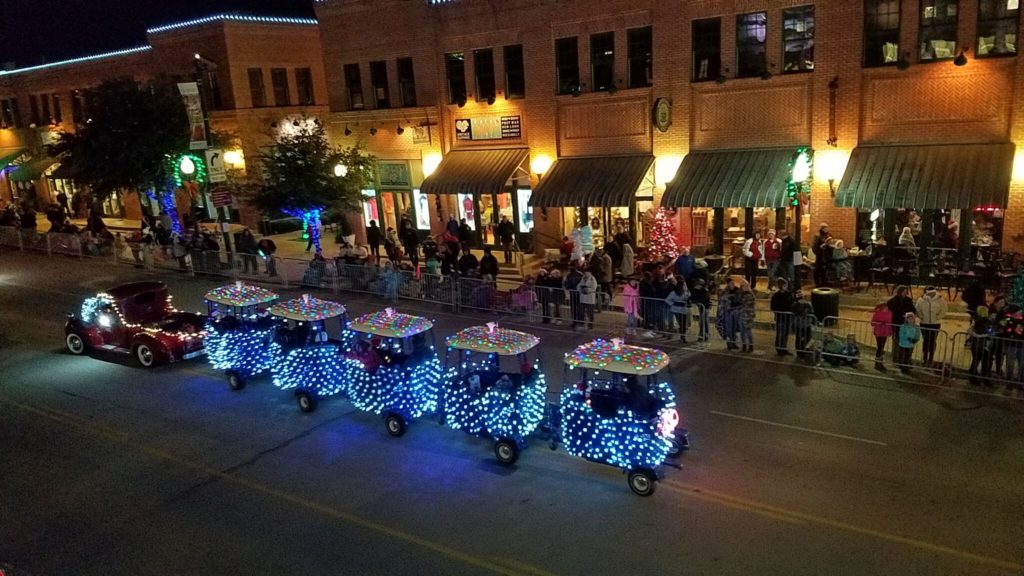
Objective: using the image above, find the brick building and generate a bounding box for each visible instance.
[316,0,1024,264]
[0,14,327,228]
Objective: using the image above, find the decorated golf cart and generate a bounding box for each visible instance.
[343,308,443,436]
[555,338,687,496]
[268,294,352,413]
[203,281,280,390]
[441,323,547,464]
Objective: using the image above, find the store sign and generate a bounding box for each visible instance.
[378,162,411,187]
[455,115,522,141]
[210,186,232,208]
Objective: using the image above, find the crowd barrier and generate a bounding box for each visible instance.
[4,224,1022,389]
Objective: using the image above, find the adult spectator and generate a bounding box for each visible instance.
[791,291,815,360]
[737,279,756,352]
[887,286,916,331]
[673,247,696,285]
[962,280,986,320]
[446,214,460,238]
[366,219,382,262]
[458,218,473,247]
[742,232,764,290]
[604,236,623,273]
[770,278,794,355]
[689,277,711,342]
[915,287,948,368]
[479,247,499,279]
[497,215,515,264]
[236,228,259,274]
[779,229,797,288]
[968,307,994,386]
[620,242,635,277]
[399,215,419,267]
[457,247,479,277]
[990,295,1010,375]
[812,224,832,287]
[578,268,598,330]
[664,280,690,342]
[763,230,781,289]
[257,236,278,276]
[564,265,584,330]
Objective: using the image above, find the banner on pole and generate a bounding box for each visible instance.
[177,82,208,150]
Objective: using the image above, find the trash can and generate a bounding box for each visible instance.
[811,287,840,327]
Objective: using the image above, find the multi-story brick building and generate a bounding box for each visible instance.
[0,14,327,227]
[316,0,1024,264]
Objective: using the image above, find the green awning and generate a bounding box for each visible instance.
[661,148,801,208]
[419,148,529,196]
[9,156,58,182]
[835,143,1014,209]
[529,155,654,208]
[0,148,26,170]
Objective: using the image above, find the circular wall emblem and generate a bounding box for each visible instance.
[654,98,672,133]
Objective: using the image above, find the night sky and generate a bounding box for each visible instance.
[0,0,315,69]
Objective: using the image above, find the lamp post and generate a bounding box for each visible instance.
[193,53,233,256]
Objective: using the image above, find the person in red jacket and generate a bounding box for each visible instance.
[742,232,764,290]
[763,229,782,290]
[870,301,894,371]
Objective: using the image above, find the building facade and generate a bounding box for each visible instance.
[0,14,328,228]
[316,0,1024,262]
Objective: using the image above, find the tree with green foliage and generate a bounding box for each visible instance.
[243,119,375,252]
[49,78,189,229]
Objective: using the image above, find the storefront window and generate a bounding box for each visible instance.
[457,193,476,230]
[361,190,378,227]
[412,189,430,230]
[516,189,533,233]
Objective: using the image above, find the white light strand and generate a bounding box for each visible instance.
[147,14,318,35]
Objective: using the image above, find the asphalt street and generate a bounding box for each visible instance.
[0,251,1022,576]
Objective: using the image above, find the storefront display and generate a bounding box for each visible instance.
[516,188,533,233]
[412,189,430,230]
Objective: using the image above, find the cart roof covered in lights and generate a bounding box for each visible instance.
[564,339,669,376]
[270,295,346,322]
[205,282,279,307]
[446,323,539,356]
[350,309,433,338]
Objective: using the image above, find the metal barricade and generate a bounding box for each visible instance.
[20,229,46,252]
[946,331,1024,389]
[0,226,22,249]
[46,232,82,257]
[821,316,949,376]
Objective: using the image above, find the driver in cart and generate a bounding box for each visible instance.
[348,339,382,373]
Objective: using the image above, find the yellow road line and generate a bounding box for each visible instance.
[664,481,1023,573]
[1,397,547,576]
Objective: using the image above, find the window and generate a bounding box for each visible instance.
[248,68,266,108]
[445,52,467,104]
[736,12,767,77]
[295,68,315,105]
[978,0,1019,56]
[692,18,722,81]
[627,26,653,88]
[555,36,580,94]
[590,32,615,91]
[40,94,51,123]
[864,0,901,67]
[52,94,62,123]
[344,64,364,109]
[783,6,815,72]
[504,45,525,99]
[71,91,84,123]
[9,98,21,128]
[920,1,959,60]
[28,94,40,126]
[474,48,496,102]
[370,60,390,108]
[271,68,290,106]
[0,100,12,128]
[397,57,417,107]
[204,70,222,110]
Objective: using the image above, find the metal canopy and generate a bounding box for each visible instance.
[530,155,654,208]
[835,143,1014,209]
[661,148,800,208]
[419,148,529,196]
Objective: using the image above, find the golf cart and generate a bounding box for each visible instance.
[204,281,280,390]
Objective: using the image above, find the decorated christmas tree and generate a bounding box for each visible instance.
[1010,272,1024,308]
[646,207,680,261]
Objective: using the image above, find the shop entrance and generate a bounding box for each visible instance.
[361,190,410,233]
[454,191,514,246]
[561,202,651,248]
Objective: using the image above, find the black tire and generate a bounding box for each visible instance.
[296,391,317,413]
[628,468,657,497]
[66,333,86,355]
[134,343,159,368]
[227,371,246,391]
[385,412,406,437]
[494,438,519,465]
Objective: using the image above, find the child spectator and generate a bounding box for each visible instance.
[623,277,640,336]
[870,301,893,372]
[896,312,922,374]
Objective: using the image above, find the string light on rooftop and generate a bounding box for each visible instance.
[147,14,318,35]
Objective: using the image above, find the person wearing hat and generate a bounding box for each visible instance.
[689,276,711,341]
[915,286,948,368]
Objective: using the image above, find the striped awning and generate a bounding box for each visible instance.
[8,156,57,182]
[529,155,654,208]
[835,143,1014,209]
[0,148,26,171]
[661,148,801,208]
[419,148,528,196]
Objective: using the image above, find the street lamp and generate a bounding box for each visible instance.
[334,163,348,177]
[179,156,196,176]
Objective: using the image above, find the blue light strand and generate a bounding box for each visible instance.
[345,348,442,419]
[442,353,547,444]
[204,321,279,377]
[558,378,678,471]
[0,46,152,77]
[271,344,346,397]
[147,14,318,35]
[80,295,113,324]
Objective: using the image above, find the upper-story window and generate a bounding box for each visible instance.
[370,61,390,108]
[0,100,14,128]
[397,57,417,107]
[9,98,22,128]
[344,64,364,109]
[736,12,768,77]
[271,68,290,106]
[70,91,84,123]
[248,68,267,108]
[692,18,722,81]
[555,37,580,94]
[295,68,315,105]
[590,32,615,91]
[978,0,1019,56]
[864,0,901,67]
[474,48,497,102]
[51,94,62,123]
[783,6,815,72]
[920,1,959,60]
[627,26,653,88]
[28,94,40,126]
[40,94,51,123]
[504,45,525,99]
[446,52,467,105]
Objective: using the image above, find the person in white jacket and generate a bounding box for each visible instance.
[915,287,948,367]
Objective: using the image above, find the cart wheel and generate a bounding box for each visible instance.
[627,468,657,497]
[134,343,158,367]
[494,438,519,465]
[66,333,86,355]
[385,412,406,437]
[667,432,689,458]
[296,391,317,413]
[227,371,246,391]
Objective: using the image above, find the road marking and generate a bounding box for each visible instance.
[709,410,889,446]
[664,481,1023,573]
[0,396,547,576]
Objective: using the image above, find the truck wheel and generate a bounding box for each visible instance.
[66,333,86,355]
